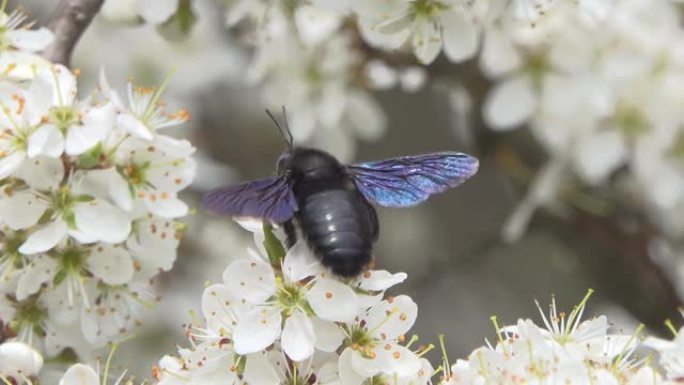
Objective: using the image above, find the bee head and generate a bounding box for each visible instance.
[276,151,293,175]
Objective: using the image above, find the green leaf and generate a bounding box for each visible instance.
[263,222,286,266]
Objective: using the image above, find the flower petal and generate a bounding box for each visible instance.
[364,295,417,340]
[16,254,58,301]
[0,342,43,378]
[86,244,134,285]
[338,348,366,385]
[143,194,188,218]
[352,344,421,377]
[282,239,321,282]
[357,270,407,292]
[312,316,345,352]
[74,200,131,243]
[202,283,242,334]
[480,28,522,77]
[307,278,359,323]
[243,352,279,385]
[222,259,276,304]
[412,17,442,64]
[441,9,478,63]
[27,124,65,158]
[19,219,67,254]
[483,75,536,130]
[0,191,48,230]
[282,310,316,361]
[233,306,282,355]
[8,28,54,52]
[58,363,99,385]
[16,155,64,191]
[118,113,154,140]
[0,151,26,179]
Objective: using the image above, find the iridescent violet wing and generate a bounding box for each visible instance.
[347,152,479,207]
[201,176,298,223]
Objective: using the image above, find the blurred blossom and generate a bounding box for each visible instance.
[101,0,179,26]
[0,7,196,361]
[218,0,387,161]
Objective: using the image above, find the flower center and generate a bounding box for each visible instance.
[53,247,87,286]
[120,162,150,188]
[10,297,47,337]
[276,282,306,316]
[50,106,78,131]
[611,102,649,139]
[346,325,376,358]
[410,0,443,18]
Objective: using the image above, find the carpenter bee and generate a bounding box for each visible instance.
[202,109,479,277]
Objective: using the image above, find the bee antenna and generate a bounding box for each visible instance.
[281,106,294,149]
[265,108,292,149]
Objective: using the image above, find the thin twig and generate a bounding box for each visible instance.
[41,0,104,67]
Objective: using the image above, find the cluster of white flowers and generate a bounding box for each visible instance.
[0,6,196,360]
[152,220,433,385]
[437,291,684,385]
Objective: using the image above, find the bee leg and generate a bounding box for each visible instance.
[365,202,379,242]
[283,219,297,249]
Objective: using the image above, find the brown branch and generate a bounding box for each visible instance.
[41,0,104,67]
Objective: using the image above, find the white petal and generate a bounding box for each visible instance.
[73,168,133,212]
[16,155,64,191]
[312,316,345,352]
[118,113,153,140]
[222,259,276,304]
[74,200,131,243]
[140,0,179,24]
[58,364,99,385]
[345,91,387,141]
[0,342,43,378]
[295,5,342,46]
[146,157,196,193]
[281,310,316,361]
[126,216,178,278]
[86,244,134,285]
[364,60,398,90]
[307,278,359,323]
[101,0,143,23]
[0,191,48,230]
[441,9,478,63]
[201,283,241,334]
[338,348,366,385]
[483,75,536,130]
[16,255,58,301]
[143,195,188,218]
[352,344,421,377]
[480,28,522,77]
[364,295,417,340]
[573,131,626,185]
[357,270,407,292]
[243,353,279,385]
[282,239,321,282]
[399,66,427,93]
[233,306,282,355]
[412,17,442,64]
[51,65,78,105]
[0,151,26,179]
[8,28,54,52]
[27,124,65,158]
[19,219,67,254]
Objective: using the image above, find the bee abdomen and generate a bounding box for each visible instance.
[298,189,373,277]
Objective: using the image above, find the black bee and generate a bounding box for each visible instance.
[202,110,478,277]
